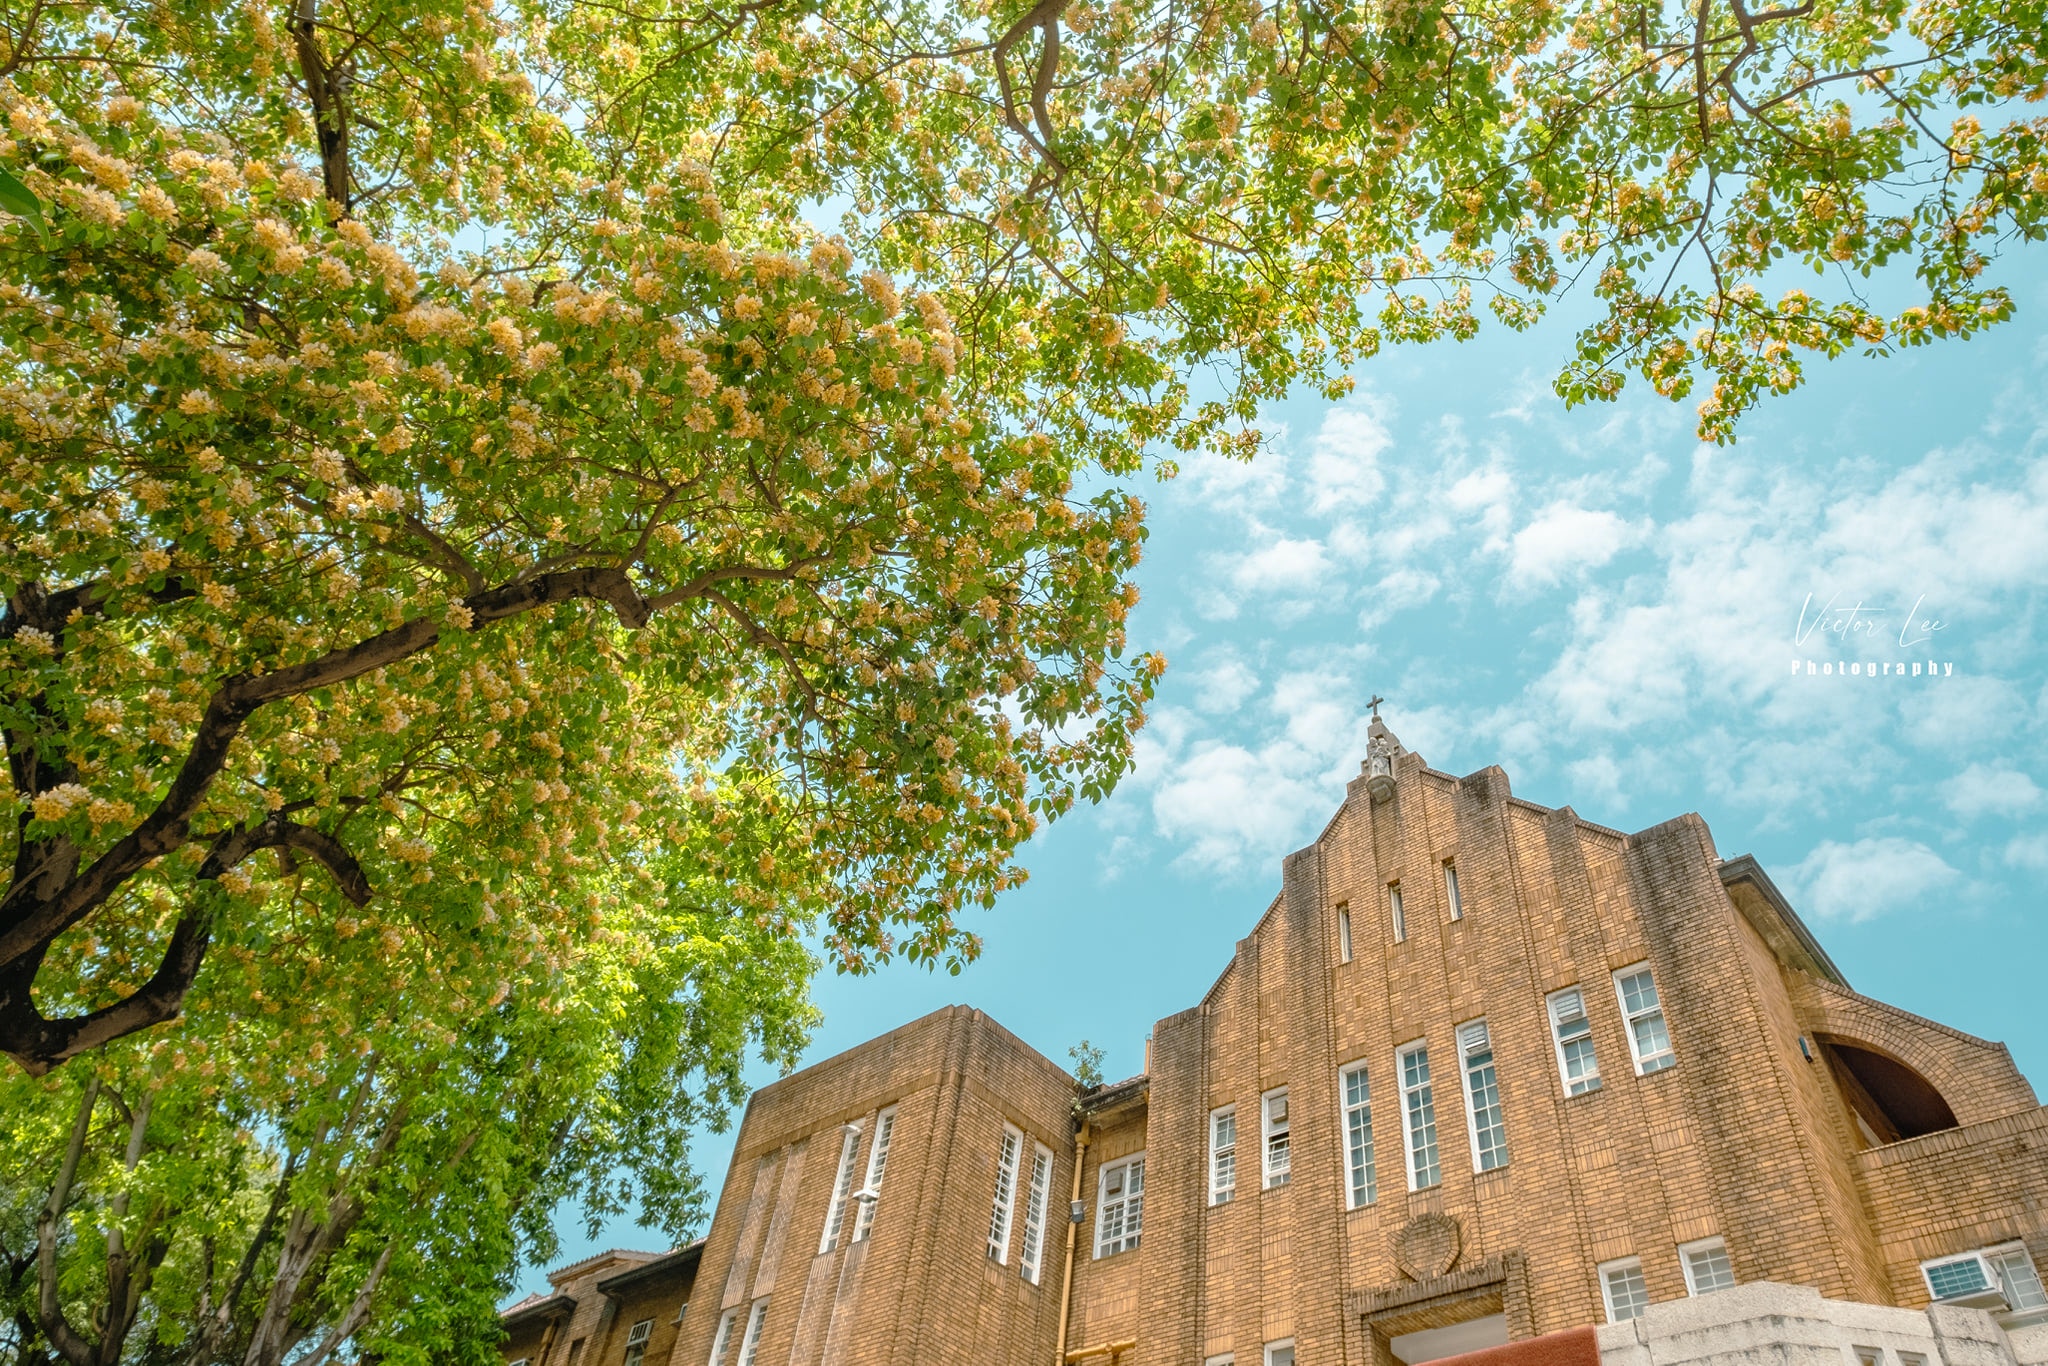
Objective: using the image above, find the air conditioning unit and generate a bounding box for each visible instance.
[1923,1253,2011,1311]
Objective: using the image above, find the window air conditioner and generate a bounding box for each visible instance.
[1924,1253,2010,1311]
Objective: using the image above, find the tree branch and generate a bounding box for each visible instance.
[35,1077,98,1366]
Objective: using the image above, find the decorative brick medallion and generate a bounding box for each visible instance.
[1394,1212,1464,1281]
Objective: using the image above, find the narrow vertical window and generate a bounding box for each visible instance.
[1338,903,1354,963]
[819,1121,862,1254]
[735,1299,768,1366]
[1680,1237,1737,1294]
[1340,1063,1377,1208]
[1020,1143,1053,1284]
[1443,861,1462,920]
[1209,1107,1237,1205]
[1265,1340,1296,1366]
[1262,1088,1291,1189]
[1389,883,1406,943]
[1599,1258,1650,1322]
[987,1123,1022,1263]
[852,1105,896,1242]
[1547,988,1602,1095]
[1399,1042,1441,1189]
[623,1321,654,1366]
[1094,1154,1145,1257]
[707,1309,739,1366]
[1458,1020,1509,1172]
[1614,964,1676,1074]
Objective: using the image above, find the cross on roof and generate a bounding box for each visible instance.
[1368,695,1386,717]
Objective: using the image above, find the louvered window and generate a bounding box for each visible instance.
[1020,1143,1053,1284]
[987,1124,1023,1263]
[1459,1020,1509,1172]
[819,1121,862,1254]
[851,1106,896,1242]
[622,1320,653,1366]
[1548,987,1601,1095]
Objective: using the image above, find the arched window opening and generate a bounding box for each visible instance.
[1817,1036,1960,1145]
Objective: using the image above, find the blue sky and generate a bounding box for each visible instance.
[515,254,2048,1295]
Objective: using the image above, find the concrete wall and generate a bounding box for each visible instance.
[1595,1282,2048,1366]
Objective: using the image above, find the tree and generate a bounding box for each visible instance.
[2,855,815,1366]
[2,0,2044,1355]
[4,0,2045,1076]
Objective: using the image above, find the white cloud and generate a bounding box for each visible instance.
[1940,764,2043,820]
[1506,502,1643,591]
[2005,833,2048,871]
[1189,655,1260,715]
[1148,739,1329,873]
[1175,434,1292,520]
[1304,402,1392,517]
[1786,837,1964,923]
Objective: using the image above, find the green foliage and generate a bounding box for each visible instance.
[1068,1039,1107,1090]
[1,0,2043,1356]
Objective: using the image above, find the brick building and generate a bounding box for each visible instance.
[505,720,2048,1366]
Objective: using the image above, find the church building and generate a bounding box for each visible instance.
[501,719,2048,1366]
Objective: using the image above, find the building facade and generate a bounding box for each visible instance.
[506,720,2048,1366]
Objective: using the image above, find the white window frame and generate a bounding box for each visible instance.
[818,1120,862,1254]
[988,1123,1023,1263]
[1547,987,1602,1096]
[622,1319,654,1366]
[1389,882,1406,943]
[1398,1040,1441,1190]
[1680,1236,1737,1295]
[1209,1106,1237,1205]
[1458,1019,1509,1172]
[1988,1243,2048,1312]
[1020,1142,1053,1284]
[1205,1357,1235,1366]
[1340,1061,1377,1209]
[1922,1250,2000,1301]
[735,1299,768,1366]
[851,1105,896,1242]
[1094,1152,1145,1258]
[706,1308,740,1366]
[1922,1244,2048,1310]
[1262,1088,1291,1189]
[1614,963,1676,1074]
[510,1359,532,1366]
[1444,860,1463,920]
[1265,1339,1296,1366]
[1338,903,1353,963]
[1599,1257,1649,1323]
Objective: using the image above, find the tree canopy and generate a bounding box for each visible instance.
[1,0,2043,1356]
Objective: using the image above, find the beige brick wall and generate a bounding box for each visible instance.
[553,746,2048,1366]
[662,1007,1076,1366]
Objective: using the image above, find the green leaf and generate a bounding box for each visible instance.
[0,167,46,241]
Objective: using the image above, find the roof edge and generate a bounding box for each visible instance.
[1719,854,1849,988]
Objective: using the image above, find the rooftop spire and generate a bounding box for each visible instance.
[1363,705,1403,801]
